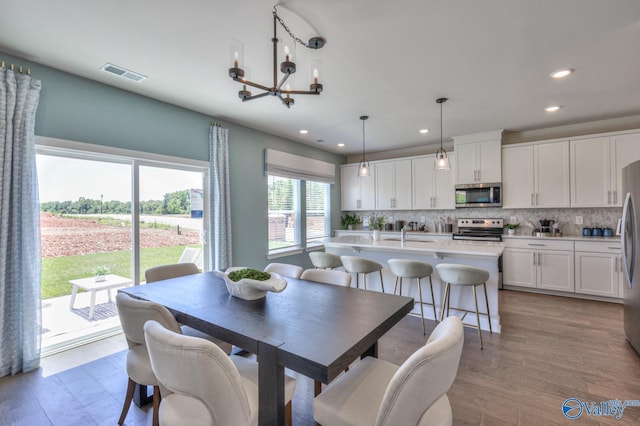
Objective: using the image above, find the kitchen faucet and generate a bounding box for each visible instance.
[401,226,407,245]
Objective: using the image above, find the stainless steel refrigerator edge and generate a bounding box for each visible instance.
[622,160,640,354]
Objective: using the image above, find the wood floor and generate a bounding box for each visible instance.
[1,290,640,425]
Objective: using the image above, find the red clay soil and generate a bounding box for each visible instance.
[40,213,200,258]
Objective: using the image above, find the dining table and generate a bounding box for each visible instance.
[119,271,414,426]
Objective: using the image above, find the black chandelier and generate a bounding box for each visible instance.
[228,5,326,108]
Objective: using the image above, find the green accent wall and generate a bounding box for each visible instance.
[2,52,345,269]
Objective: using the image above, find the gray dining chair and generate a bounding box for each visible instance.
[144,319,297,426]
[313,316,464,426]
[264,262,304,279]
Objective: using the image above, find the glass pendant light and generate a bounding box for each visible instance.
[358,115,370,177]
[435,97,450,171]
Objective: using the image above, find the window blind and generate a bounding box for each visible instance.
[265,149,336,184]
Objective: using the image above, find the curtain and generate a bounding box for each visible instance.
[208,125,232,270]
[0,67,42,377]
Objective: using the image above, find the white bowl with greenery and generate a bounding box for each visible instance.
[215,267,287,300]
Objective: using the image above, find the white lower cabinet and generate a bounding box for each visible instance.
[503,239,574,292]
[575,241,623,298]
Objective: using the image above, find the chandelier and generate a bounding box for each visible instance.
[228,5,326,108]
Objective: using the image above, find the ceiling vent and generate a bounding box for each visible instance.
[100,63,147,82]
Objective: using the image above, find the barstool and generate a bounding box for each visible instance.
[309,252,343,270]
[435,263,492,349]
[387,259,437,335]
[340,256,385,293]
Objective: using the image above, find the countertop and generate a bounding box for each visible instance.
[323,235,504,258]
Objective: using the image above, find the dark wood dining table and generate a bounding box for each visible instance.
[120,271,414,426]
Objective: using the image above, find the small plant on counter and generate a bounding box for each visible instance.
[368,214,386,230]
[341,214,362,229]
[504,223,520,235]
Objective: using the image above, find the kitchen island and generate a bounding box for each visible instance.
[323,235,505,332]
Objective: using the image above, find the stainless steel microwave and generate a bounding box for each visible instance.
[455,183,502,208]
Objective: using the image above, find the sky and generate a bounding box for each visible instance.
[36,155,203,202]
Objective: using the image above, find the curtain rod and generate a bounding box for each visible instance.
[0,60,32,75]
[210,121,225,128]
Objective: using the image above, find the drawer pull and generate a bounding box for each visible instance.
[528,243,546,246]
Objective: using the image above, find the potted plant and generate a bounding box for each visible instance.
[341,214,362,230]
[504,223,520,235]
[94,266,110,282]
[368,214,386,241]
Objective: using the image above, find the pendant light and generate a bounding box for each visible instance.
[435,97,450,171]
[357,115,370,177]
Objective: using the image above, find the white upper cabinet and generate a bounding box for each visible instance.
[453,131,503,184]
[412,154,456,210]
[375,159,412,210]
[340,163,376,211]
[502,141,570,208]
[570,133,640,207]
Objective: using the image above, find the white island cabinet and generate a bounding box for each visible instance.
[323,235,504,332]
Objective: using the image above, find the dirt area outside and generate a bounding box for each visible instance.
[40,212,201,257]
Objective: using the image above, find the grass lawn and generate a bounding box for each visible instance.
[41,245,200,299]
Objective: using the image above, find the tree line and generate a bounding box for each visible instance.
[40,190,192,215]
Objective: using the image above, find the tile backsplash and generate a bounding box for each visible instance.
[343,207,622,236]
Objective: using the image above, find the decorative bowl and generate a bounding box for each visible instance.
[215,267,287,300]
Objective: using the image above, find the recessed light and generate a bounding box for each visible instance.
[545,105,562,112]
[550,68,574,79]
[299,129,309,134]
[419,129,430,134]
[337,143,345,147]
[316,139,324,143]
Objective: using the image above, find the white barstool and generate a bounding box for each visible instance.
[309,252,343,270]
[436,263,492,349]
[340,256,385,292]
[387,259,437,335]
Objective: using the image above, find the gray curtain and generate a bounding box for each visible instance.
[208,125,232,270]
[0,68,42,377]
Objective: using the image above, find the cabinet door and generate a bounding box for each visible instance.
[394,159,413,209]
[612,133,640,206]
[433,153,455,209]
[502,248,536,288]
[341,164,361,210]
[455,143,478,184]
[360,165,376,210]
[412,157,435,209]
[570,138,610,207]
[502,145,534,208]
[375,162,395,209]
[575,252,618,297]
[535,141,570,207]
[537,250,575,292]
[478,140,502,183]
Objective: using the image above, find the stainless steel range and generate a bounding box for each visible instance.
[453,218,504,242]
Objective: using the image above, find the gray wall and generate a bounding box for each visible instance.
[1,52,345,269]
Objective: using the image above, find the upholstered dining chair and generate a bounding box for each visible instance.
[144,262,232,354]
[144,319,297,426]
[313,316,464,426]
[264,262,304,279]
[301,269,352,287]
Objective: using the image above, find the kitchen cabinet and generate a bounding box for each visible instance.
[454,133,502,184]
[412,154,455,210]
[340,163,376,211]
[575,241,622,298]
[375,159,412,210]
[502,141,570,208]
[503,239,574,292]
[570,132,640,207]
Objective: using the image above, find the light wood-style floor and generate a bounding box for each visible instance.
[1,290,640,425]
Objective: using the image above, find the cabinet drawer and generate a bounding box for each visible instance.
[574,241,621,253]
[504,238,574,251]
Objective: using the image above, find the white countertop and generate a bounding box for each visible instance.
[323,235,504,258]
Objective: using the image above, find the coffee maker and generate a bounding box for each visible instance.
[539,219,554,233]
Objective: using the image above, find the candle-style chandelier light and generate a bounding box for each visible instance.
[228,5,325,108]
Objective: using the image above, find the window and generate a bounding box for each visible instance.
[306,181,330,246]
[265,149,335,256]
[268,175,300,251]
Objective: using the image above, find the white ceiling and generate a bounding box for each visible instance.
[2,0,640,155]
